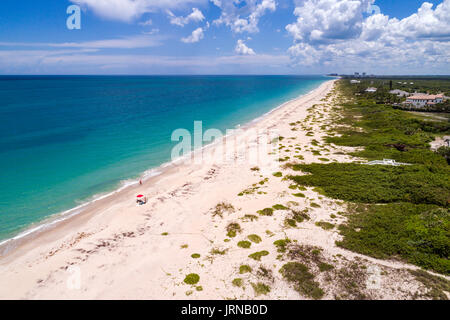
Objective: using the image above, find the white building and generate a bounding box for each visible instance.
[350,80,361,84]
[365,87,377,93]
[404,94,445,108]
[389,89,411,97]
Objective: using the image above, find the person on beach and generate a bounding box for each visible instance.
[139,179,142,185]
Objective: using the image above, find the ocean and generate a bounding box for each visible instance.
[0,75,328,243]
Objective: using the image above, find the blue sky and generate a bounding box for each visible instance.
[0,0,448,75]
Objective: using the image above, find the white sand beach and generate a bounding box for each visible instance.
[0,80,443,300]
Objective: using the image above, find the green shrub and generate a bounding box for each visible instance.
[210,248,228,255]
[213,202,235,218]
[315,221,335,230]
[291,209,310,223]
[248,234,262,243]
[272,172,283,177]
[257,208,274,216]
[251,282,271,296]
[285,218,297,227]
[232,278,243,287]
[249,251,269,261]
[318,263,334,272]
[226,222,241,238]
[191,253,201,259]
[238,241,252,248]
[272,204,289,210]
[184,273,200,285]
[293,192,306,198]
[241,214,259,222]
[239,265,252,274]
[279,262,324,299]
[273,239,291,253]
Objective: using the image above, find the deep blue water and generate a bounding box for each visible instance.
[0,75,328,241]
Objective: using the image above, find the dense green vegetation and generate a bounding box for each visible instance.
[338,203,449,275]
[290,163,450,207]
[288,79,450,275]
[347,77,450,96]
[326,84,450,166]
[437,146,450,165]
[347,78,450,111]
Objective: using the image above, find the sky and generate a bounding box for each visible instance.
[0,0,449,75]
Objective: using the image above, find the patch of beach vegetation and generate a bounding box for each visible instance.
[315,221,335,230]
[410,270,450,300]
[239,265,252,274]
[251,282,271,296]
[241,214,259,222]
[212,202,235,218]
[248,234,262,243]
[257,208,274,216]
[249,251,269,261]
[273,239,291,253]
[184,273,200,285]
[226,222,242,238]
[280,262,324,299]
[272,172,283,177]
[272,204,289,210]
[237,241,251,249]
[210,248,228,255]
[232,278,243,287]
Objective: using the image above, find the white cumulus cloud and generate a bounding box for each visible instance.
[70,0,207,22]
[181,27,205,43]
[286,0,374,43]
[212,0,276,33]
[235,39,255,55]
[167,8,205,26]
[286,0,450,74]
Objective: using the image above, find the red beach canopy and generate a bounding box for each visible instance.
[136,194,144,198]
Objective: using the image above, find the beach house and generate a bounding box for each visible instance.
[365,87,377,93]
[404,94,445,108]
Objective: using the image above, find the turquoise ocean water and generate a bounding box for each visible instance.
[0,75,328,243]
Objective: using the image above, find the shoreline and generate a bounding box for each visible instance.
[0,80,332,259]
[0,79,353,299]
